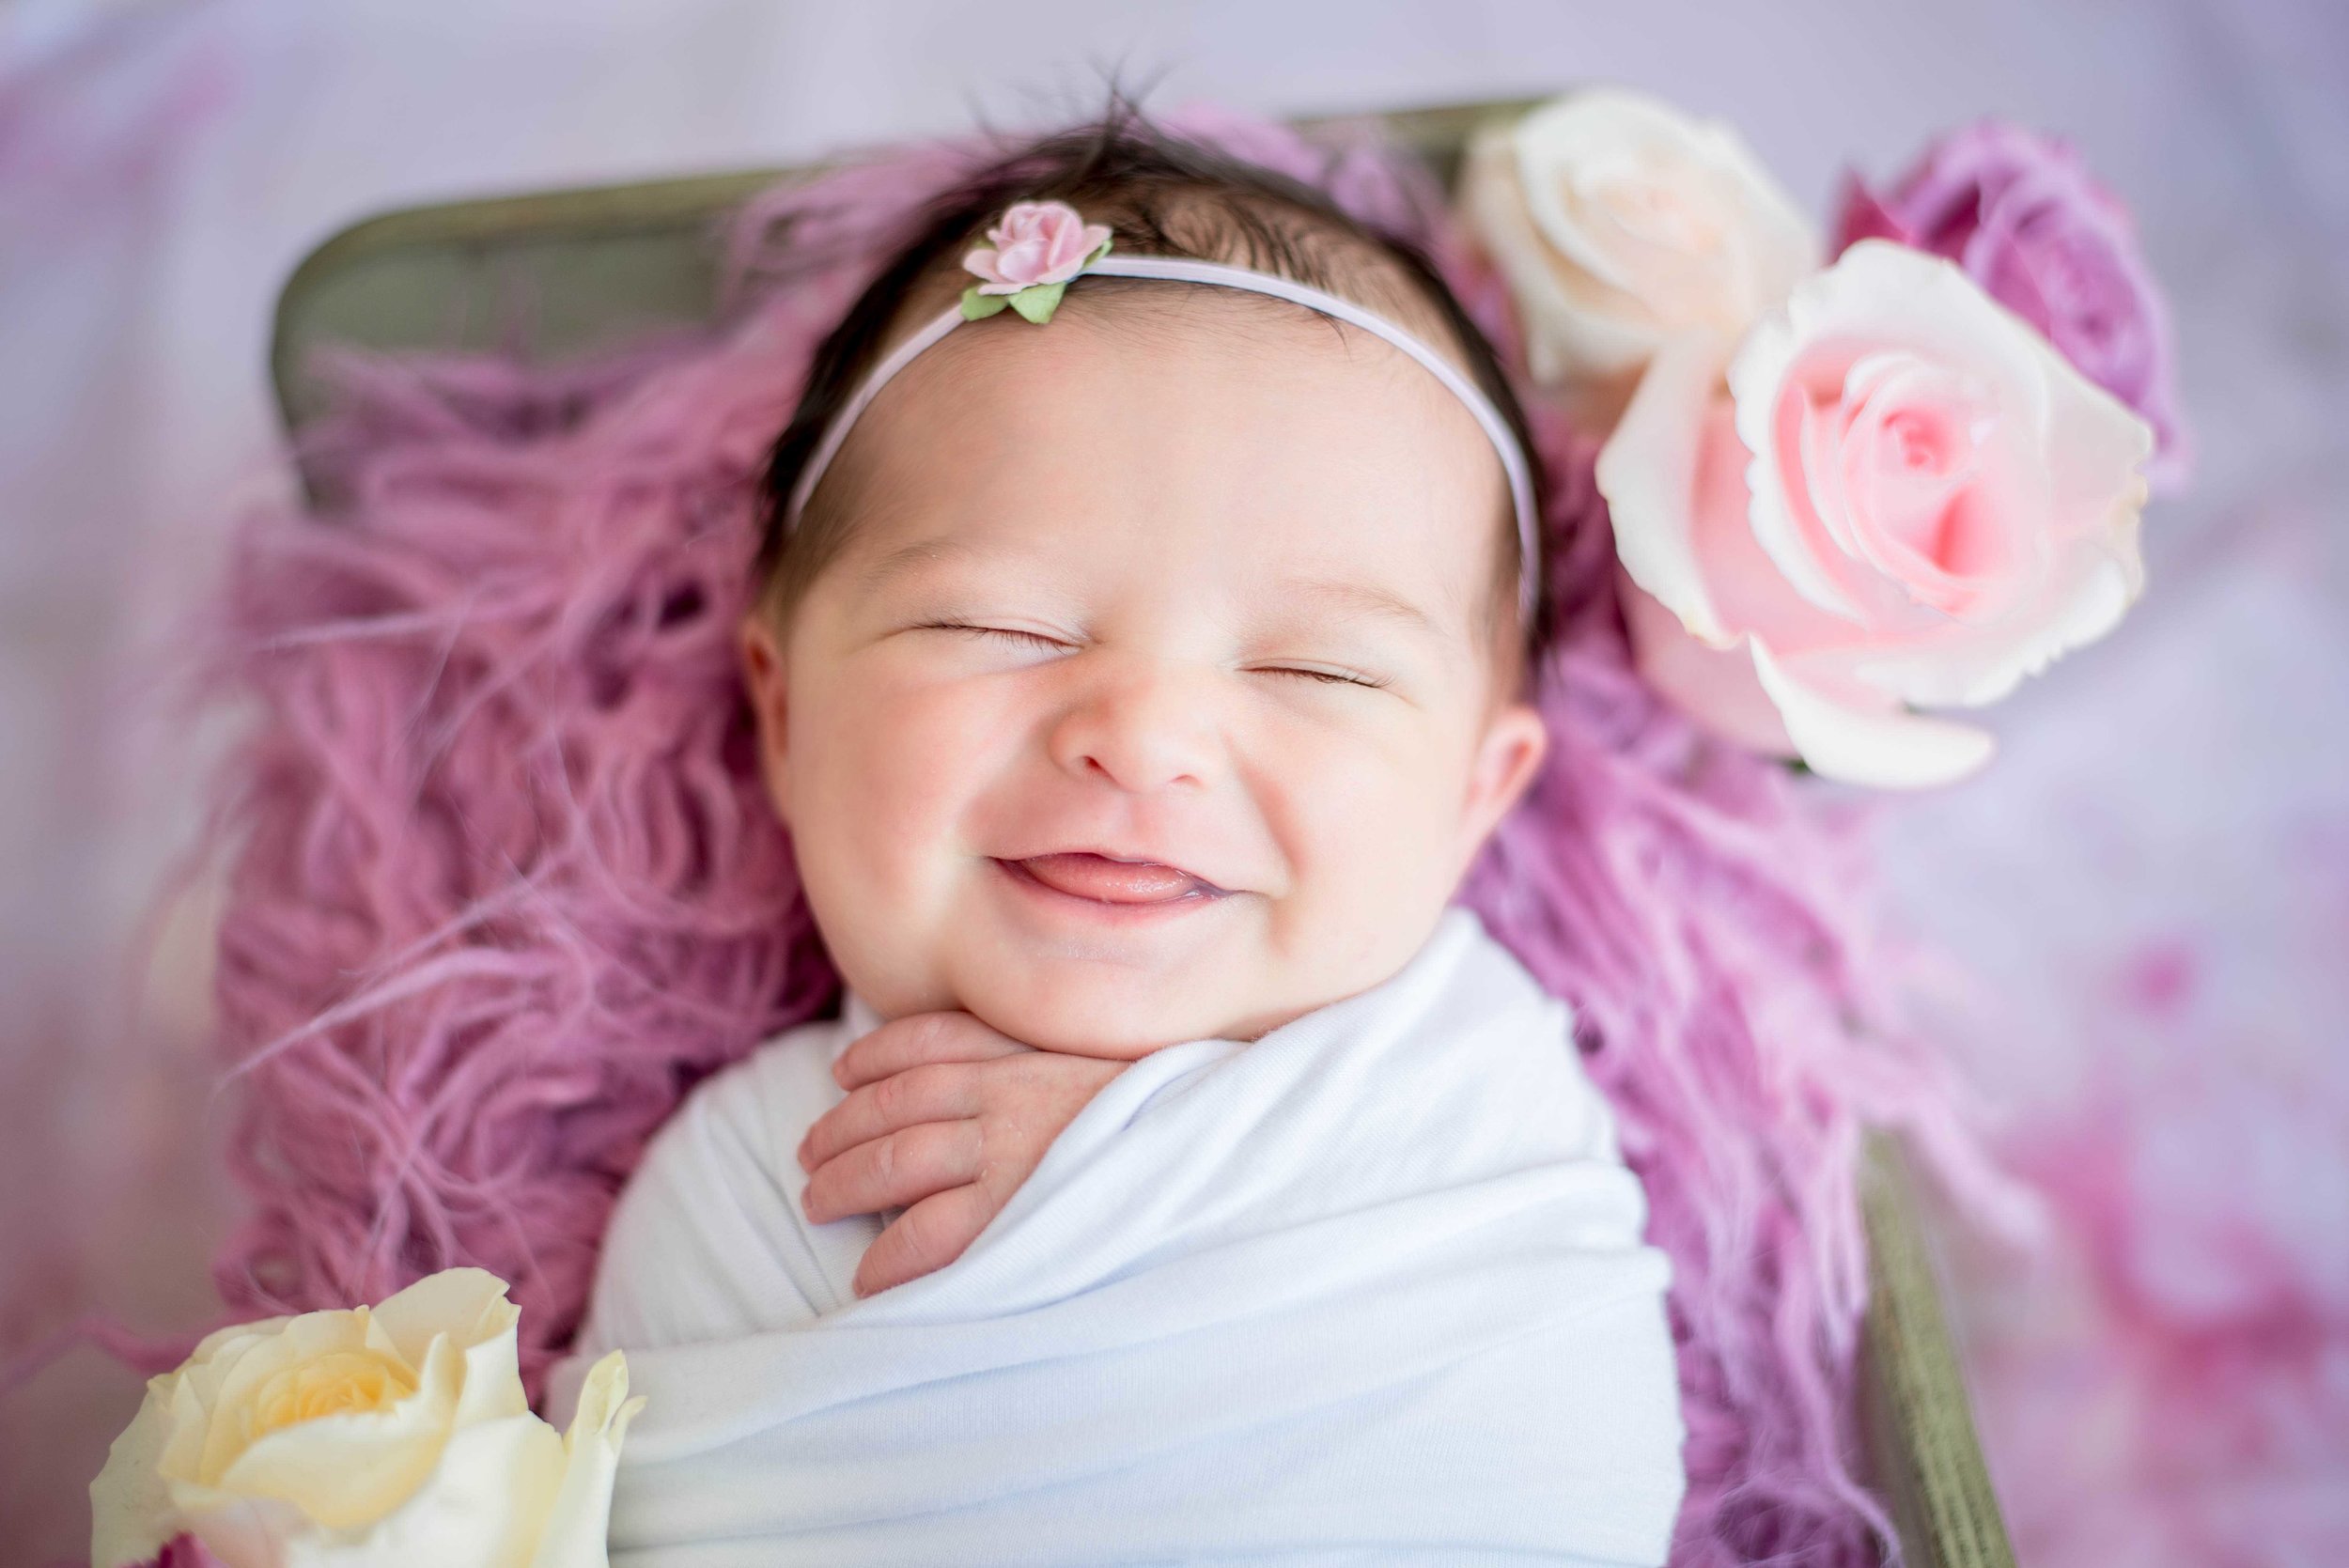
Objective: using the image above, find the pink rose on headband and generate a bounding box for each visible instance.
[1598,241,2155,788]
[964,200,1113,294]
[1835,121,2189,493]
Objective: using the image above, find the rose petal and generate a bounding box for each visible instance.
[1813,246,2148,707]
[1686,403,1858,656]
[1616,569,1796,755]
[1849,547,2140,709]
[183,1319,296,1374]
[995,235,1048,285]
[1596,332,1738,644]
[370,1267,526,1426]
[526,1352,646,1568]
[1735,330,1871,623]
[214,1329,463,1530]
[960,246,1005,287]
[1830,175,1909,252]
[1748,637,1996,787]
[2038,335,2155,538]
[1461,125,1657,397]
[90,1379,183,1568]
[188,1312,381,1489]
[1039,214,1088,276]
[184,1493,317,1568]
[1836,353,2011,613]
[268,1416,568,1568]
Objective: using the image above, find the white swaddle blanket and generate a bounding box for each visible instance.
[547,907,1686,1566]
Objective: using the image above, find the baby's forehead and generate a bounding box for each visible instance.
[832,311,1504,639]
[884,294,1502,514]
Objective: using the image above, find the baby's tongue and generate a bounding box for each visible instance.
[1019,853,1206,903]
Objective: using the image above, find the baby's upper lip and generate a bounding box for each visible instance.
[1001,846,1231,894]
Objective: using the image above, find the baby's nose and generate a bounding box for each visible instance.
[1046,659,1221,794]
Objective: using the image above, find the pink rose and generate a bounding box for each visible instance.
[1835,120,2188,494]
[1597,241,2155,787]
[962,200,1112,295]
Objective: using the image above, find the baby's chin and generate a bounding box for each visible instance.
[952,966,1280,1060]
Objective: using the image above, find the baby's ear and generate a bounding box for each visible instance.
[738,613,793,822]
[1457,701,1549,866]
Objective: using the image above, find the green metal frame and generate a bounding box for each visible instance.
[266,96,2015,1568]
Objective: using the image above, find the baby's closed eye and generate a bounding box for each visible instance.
[917,621,1389,689]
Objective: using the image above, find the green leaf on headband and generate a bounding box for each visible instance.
[1008,282,1067,324]
[960,287,1010,320]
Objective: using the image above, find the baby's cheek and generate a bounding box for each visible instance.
[1276,727,1446,886]
[822,683,982,873]
[1251,725,1454,972]
[787,674,1002,1014]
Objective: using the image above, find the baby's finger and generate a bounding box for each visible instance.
[834,1013,1027,1091]
[798,1063,982,1172]
[801,1119,982,1225]
[851,1184,998,1296]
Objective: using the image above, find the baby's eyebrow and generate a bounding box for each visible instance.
[853,536,983,594]
[853,536,1442,639]
[1271,576,1443,639]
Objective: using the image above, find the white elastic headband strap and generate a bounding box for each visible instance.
[785,254,1540,623]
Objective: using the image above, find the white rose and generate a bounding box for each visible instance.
[90,1268,642,1568]
[1460,85,1818,422]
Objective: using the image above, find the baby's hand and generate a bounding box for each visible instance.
[796,1012,1127,1297]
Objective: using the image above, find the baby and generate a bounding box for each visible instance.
[552,114,1687,1565]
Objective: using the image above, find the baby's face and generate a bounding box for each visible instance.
[741,293,1548,1057]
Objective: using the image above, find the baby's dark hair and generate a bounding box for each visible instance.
[751,101,1553,696]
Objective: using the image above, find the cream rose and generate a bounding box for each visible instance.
[1460,85,1817,420]
[1597,240,2154,787]
[90,1268,641,1568]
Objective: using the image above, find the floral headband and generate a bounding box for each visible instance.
[784,199,1542,625]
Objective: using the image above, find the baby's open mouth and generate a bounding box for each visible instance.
[1000,853,1228,906]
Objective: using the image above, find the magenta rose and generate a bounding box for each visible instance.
[962,200,1113,295]
[1835,120,2188,494]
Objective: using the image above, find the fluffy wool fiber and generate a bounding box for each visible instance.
[166,107,2010,1567]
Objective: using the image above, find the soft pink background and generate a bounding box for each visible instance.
[3,0,2341,1561]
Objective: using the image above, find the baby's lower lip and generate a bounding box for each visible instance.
[997,854,1226,908]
